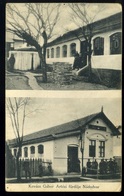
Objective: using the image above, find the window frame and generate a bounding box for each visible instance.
[70,43,76,57]
[30,146,35,154]
[110,32,122,55]
[62,45,67,57]
[99,141,105,157]
[89,140,96,157]
[38,144,44,154]
[56,46,60,58]
[24,147,28,158]
[93,36,104,56]
[51,48,54,58]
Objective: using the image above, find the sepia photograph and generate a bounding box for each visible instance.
[5,2,122,193]
[5,3,122,90]
[5,97,122,192]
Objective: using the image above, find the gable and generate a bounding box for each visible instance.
[8,111,120,147]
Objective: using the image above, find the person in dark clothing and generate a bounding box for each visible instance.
[99,159,104,174]
[108,158,114,174]
[23,160,31,179]
[77,159,80,172]
[39,162,43,177]
[113,159,117,174]
[8,54,15,71]
[92,159,98,174]
[72,52,82,70]
[86,159,92,174]
[48,163,53,175]
[104,159,108,174]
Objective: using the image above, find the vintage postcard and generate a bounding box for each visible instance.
[5,2,122,192]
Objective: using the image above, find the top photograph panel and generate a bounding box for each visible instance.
[5,3,122,90]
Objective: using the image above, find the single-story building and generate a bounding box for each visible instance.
[46,12,122,87]
[8,110,120,175]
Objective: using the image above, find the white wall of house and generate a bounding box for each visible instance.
[91,29,122,70]
[83,117,113,167]
[46,39,81,65]
[53,136,80,174]
[11,140,54,163]
[46,29,121,71]
[14,40,24,49]
[10,117,117,175]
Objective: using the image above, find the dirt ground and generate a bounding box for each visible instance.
[6,76,32,90]
[6,74,111,90]
[37,80,110,90]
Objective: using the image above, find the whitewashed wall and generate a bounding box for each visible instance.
[83,117,113,166]
[53,136,80,174]
[9,51,40,70]
[46,29,122,71]
[91,29,122,70]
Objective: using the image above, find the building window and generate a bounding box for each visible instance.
[56,46,60,58]
[47,49,50,58]
[14,149,17,157]
[93,37,104,55]
[51,48,54,58]
[30,146,35,154]
[62,45,67,57]
[89,140,96,157]
[70,43,76,57]
[110,32,121,55]
[99,141,105,157]
[24,147,28,157]
[38,145,44,154]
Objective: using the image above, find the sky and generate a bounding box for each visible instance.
[6,3,122,42]
[6,96,122,140]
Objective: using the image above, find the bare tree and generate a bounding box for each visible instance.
[68,3,105,79]
[6,98,37,181]
[6,3,61,82]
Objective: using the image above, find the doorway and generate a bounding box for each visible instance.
[67,146,79,173]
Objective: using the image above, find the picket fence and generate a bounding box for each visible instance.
[6,158,52,178]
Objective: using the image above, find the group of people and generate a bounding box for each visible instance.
[86,158,118,175]
[86,159,98,174]
[99,158,118,175]
[23,160,53,179]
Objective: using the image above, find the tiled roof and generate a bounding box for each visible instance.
[47,12,122,46]
[8,111,120,147]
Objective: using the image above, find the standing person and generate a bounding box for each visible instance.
[104,159,108,174]
[92,159,98,174]
[99,159,104,174]
[78,53,83,69]
[108,158,114,174]
[113,158,117,174]
[39,162,43,177]
[86,159,92,174]
[77,159,81,172]
[48,163,53,175]
[72,52,82,70]
[23,159,31,179]
[8,54,15,71]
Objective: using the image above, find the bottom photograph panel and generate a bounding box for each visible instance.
[5,97,122,192]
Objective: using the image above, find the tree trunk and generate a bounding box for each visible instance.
[38,49,47,83]
[16,157,21,181]
[87,41,92,81]
[16,146,21,181]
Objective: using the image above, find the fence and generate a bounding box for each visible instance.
[6,158,52,178]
